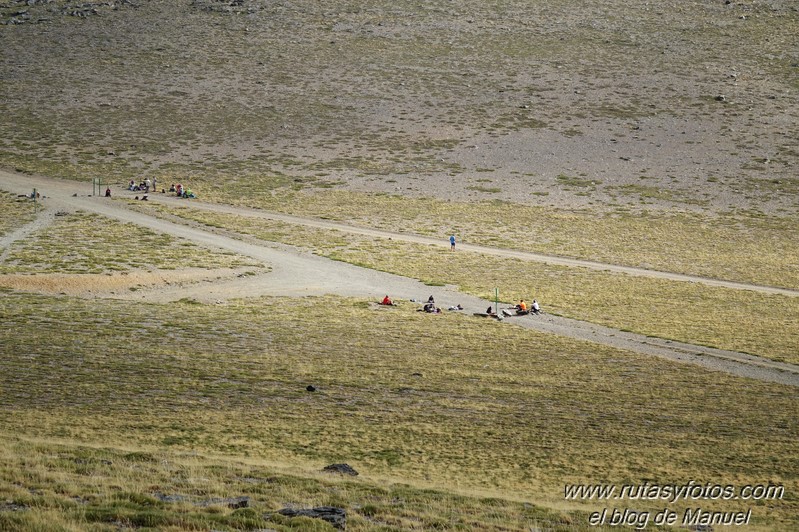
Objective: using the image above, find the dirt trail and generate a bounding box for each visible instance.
[2,169,798,387]
[143,189,799,297]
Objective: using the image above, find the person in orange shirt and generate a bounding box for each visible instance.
[516,299,527,312]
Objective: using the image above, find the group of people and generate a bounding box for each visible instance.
[381,295,443,313]
[513,298,541,315]
[422,295,441,313]
[169,183,195,198]
[486,298,542,318]
[128,178,156,193]
[125,179,195,199]
[383,294,541,316]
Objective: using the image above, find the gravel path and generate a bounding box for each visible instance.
[2,169,798,386]
[137,195,799,298]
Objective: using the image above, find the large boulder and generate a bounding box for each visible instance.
[277,506,346,530]
[322,463,358,476]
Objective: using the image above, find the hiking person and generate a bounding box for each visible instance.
[105,187,111,197]
[450,235,456,250]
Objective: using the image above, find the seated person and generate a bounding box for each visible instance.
[485,305,495,315]
[515,299,528,312]
[169,184,176,192]
[531,299,541,314]
[380,295,393,306]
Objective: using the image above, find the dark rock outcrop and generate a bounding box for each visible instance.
[322,463,358,476]
[278,506,346,530]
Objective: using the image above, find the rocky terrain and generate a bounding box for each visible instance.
[1,0,798,214]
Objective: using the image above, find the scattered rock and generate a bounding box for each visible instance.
[1,0,136,25]
[306,385,316,392]
[715,94,726,101]
[322,463,358,476]
[0,502,27,512]
[153,493,190,504]
[200,496,250,509]
[191,0,254,14]
[153,493,250,509]
[277,506,346,530]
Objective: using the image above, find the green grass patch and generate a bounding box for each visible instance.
[0,191,39,238]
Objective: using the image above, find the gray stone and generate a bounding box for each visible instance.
[322,463,358,476]
[278,506,346,530]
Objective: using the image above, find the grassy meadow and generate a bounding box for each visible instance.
[2,0,799,529]
[1,193,798,529]
[0,205,263,276]
[125,187,799,290]
[132,201,799,364]
[0,192,39,238]
[1,291,798,530]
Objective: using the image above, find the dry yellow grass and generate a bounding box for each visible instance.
[1,291,797,530]
[0,209,262,275]
[132,203,799,364]
[189,189,799,289]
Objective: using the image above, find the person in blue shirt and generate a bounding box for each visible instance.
[450,235,456,250]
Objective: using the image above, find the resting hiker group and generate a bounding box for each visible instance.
[124,179,196,198]
[381,293,541,317]
[502,298,542,317]
[169,183,196,198]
